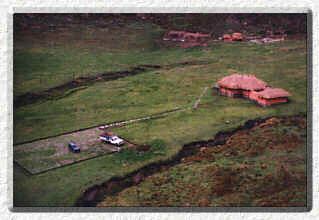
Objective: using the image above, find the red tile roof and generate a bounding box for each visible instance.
[217,74,267,91]
[252,87,292,99]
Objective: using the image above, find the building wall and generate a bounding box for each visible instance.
[218,88,289,107]
[256,97,288,106]
[249,92,259,101]
[219,87,242,97]
[242,90,250,98]
[219,87,251,98]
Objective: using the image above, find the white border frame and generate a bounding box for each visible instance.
[1,0,318,219]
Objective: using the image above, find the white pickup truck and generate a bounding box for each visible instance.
[99,135,125,146]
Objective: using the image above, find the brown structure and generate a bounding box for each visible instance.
[163,30,211,42]
[249,87,291,107]
[222,33,244,42]
[222,34,232,42]
[231,33,244,41]
[184,32,211,42]
[216,74,267,98]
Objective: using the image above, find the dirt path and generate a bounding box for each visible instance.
[101,107,191,130]
[193,87,209,109]
[15,84,207,146]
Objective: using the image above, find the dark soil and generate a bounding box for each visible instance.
[135,145,152,152]
[14,14,307,36]
[75,114,306,207]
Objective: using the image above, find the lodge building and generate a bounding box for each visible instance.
[216,74,267,98]
[215,74,291,107]
[249,87,291,107]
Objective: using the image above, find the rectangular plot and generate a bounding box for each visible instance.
[13,127,121,174]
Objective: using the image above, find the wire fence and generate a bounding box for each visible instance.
[14,87,211,175]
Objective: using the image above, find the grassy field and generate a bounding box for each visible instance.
[14,127,120,174]
[98,115,307,207]
[14,39,306,144]
[14,22,206,96]
[13,19,307,207]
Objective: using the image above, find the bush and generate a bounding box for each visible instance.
[114,139,167,164]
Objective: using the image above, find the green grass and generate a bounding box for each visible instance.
[98,116,307,207]
[13,21,307,207]
[14,102,307,206]
[14,139,172,206]
[14,23,208,96]
[14,40,307,144]
[13,125,118,174]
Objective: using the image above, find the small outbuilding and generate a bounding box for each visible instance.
[249,87,292,107]
[163,30,211,43]
[231,33,244,41]
[216,74,267,98]
[222,34,232,42]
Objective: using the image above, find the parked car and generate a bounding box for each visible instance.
[99,135,125,146]
[68,142,80,153]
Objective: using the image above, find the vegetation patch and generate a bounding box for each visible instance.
[97,115,307,207]
[13,127,121,174]
[13,14,307,207]
[14,61,210,108]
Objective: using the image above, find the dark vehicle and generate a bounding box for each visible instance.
[68,142,80,153]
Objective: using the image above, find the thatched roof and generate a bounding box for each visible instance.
[217,74,267,91]
[253,87,292,99]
